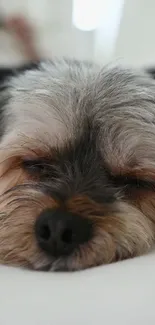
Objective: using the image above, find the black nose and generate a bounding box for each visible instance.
[35,208,93,257]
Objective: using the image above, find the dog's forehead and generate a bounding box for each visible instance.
[3,60,155,152]
[3,60,97,147]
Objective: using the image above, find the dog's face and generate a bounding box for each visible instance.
[0,59,155,271]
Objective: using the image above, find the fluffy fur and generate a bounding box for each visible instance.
[0,59,155,271]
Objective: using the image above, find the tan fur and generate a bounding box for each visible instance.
[0,175,58,269]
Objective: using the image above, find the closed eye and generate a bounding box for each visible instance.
[22,159,56,178]
[113,175,155,191]
[22,159,46,172]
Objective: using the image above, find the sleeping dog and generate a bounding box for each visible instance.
[0,59,155,271]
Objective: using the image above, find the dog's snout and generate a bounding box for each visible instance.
[35,208,93,258]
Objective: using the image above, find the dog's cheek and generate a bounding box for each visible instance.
[0,153,39,267]
[65,201,154,270]
[0,190,57,268]
[133,190,155,225]
[104,201,154,260]
[0,204,39,267]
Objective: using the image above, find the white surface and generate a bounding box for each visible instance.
[1,0,155,66]
[0,252,155,325]
[115,0,155,66]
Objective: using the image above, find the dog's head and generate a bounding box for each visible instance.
[0,59,155,271]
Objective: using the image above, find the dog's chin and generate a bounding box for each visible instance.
[35,264,52,272]
[31,256,69,272]
[33,262,70,272]
[32,255,88,272]
[32,260,73,272]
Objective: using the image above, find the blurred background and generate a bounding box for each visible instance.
[0,0,154,68]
